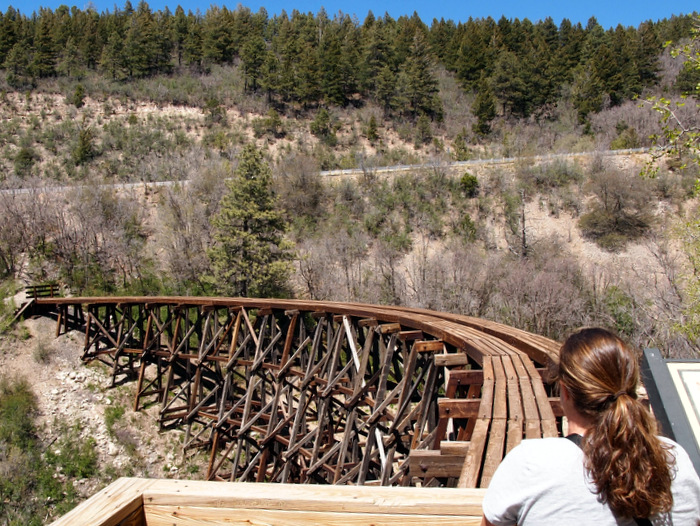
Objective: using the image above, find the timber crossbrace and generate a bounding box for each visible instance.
[27,296,563,489]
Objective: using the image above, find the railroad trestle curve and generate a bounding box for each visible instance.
[29,297,563,488]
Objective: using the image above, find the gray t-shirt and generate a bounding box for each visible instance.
[482,436,700,526]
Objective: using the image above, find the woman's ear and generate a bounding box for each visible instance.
[559,382,569,402]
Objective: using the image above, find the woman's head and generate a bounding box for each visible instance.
[555,327,639,420]
[552,327,674,518]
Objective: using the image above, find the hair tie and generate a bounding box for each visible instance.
[606,390,629,406]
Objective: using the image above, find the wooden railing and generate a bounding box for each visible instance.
[49,477,487,526]
[25,282,60,299]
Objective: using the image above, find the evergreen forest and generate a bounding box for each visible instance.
[1,3,698,122]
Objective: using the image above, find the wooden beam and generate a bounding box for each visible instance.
[434,353,469,367]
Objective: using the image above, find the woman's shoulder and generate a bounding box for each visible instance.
[512,436,583,453]
[657,436,696,466]
[502,437,583,468]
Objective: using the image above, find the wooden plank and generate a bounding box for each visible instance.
[51,477,481,525]
[457,356,493,488]
[434,353,469,367]
[407,450,465,478]
[398,330,423,341]
[478,356,507,487]
[145,506,483,525]
[521,354,559,438]
[378,323,402,335]
[439,441,470,456]
[445,369,483,386]
[414,340,444,352]
[141,479,486,516]
[502,358,522,452]
[479,417,506,488]
[511,354,541,439]
[492,357,507,420]
[48,477,148,526]
[457,418,490,488]
[477,358,495,420]
[501,356,523,452]
[438,398,481,419]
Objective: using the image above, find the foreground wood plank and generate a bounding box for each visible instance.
[49,477,150,526]
[145,505,483,525]
[142,479,485,517]
[52,478,487,526]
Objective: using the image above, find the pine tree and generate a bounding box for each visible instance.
[77,8,101,70]
[452,127,471,160]
[359,19,394,94]
[491,50,528,117]
[375,64,396,114]
[399,32,442,118]
[57,36,82,78]
[182,12,203,67]
[456,18,489,90]
[72,126,97,165]
[472,80,496,136]
[201,6,233,64]
[0,7,19,65]
[100,31,126,80]
[366,114,379,143]
[208,145,294,298]
[31,15,56,78]
[241,34,266,92]
[4,42,30,87]
[320,27,345,105]
[172,5,188,66]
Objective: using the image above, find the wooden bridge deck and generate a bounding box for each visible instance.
[29,296,562,490]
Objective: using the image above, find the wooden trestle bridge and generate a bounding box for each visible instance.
[26,296,562,489]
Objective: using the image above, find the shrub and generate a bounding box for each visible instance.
[579,168,653,250]
[252,109,285,139]
[310,108,338,147]
[578,208,650,251]
[519,161,584,190]
[604,285,636,338]
[33,340,51,363]
[0,376,37,450]
[456,213,477,242]
[71,84,85,108]
[71,127,97,165]
[415,115,432,146]
[46,424,98,479]
[365,115,379,143]
[104,404,126,437]
[14,147,37,176]
[460,173,479,198]
[204,98,227,126]
[610,127,640,150]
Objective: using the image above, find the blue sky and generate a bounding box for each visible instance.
[3,0,697,30]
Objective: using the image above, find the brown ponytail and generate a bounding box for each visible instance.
[555,328,674,518]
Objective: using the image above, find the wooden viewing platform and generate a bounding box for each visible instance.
[49,477,487,526]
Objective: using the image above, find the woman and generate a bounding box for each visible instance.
[482,327,700,525]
